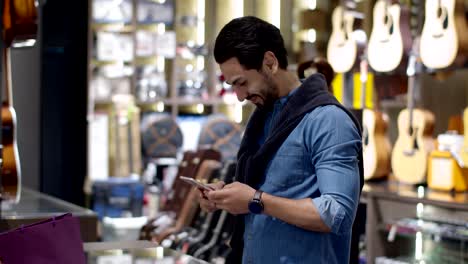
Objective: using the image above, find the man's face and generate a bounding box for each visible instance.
[220,57,279,108]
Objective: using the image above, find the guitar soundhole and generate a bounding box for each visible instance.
[408,126,413,136]
[363,127,369,147]
[437,6,449,30]
[340,20,349,43]
[408,126,419,150]
[442,10,448,30]
[413,134,419,150]
[384,13,394,35]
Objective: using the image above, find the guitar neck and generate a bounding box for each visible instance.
[407,73,415,125]
[406,48,420,128]
[360,57,368,109]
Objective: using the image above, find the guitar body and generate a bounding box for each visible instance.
[3,0,38,46]
[392,108,435,184]
[1,104,21,202]
[327,6,357,73]
[363,109,391,180]
[420,0,468,69]
[459,107,468,165]
[368,1,411,73]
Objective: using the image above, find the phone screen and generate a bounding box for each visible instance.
[179,176,214,191]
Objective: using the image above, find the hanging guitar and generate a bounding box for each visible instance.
[391,39,435,185]
[326,0,363,73]
[367,0,412,73]
[420,0,468,70]
[1,0,38,203]
[359,52,392,180]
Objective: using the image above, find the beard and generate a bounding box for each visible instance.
[255,70,279,110]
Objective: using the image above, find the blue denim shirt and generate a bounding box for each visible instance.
[243,104,362,264]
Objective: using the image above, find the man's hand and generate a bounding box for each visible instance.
[198,181,225,213]
[206,182,256,215]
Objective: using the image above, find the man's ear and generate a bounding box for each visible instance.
[263,51,279,74]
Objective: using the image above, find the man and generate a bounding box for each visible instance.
[199,16,363,264]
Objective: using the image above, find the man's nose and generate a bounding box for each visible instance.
[233,86,247,101]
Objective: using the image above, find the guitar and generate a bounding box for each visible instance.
[1,0,38,203]
[459,108,468,166]
[367,0,412,73]
[327,1,361,73]
[391,40,435,185]
[359,53,392,180]
[420,0,468,69]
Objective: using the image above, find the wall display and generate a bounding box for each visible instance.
[327,1,362,73]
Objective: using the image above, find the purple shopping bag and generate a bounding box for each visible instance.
[0,213,86,264]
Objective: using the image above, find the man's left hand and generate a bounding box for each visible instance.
[205,181,256,215]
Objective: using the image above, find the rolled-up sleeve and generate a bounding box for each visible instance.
[305,106,361,235]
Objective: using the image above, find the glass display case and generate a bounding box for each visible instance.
[84,240,208,264]
[0,188,98,242]
[362,182,468,264]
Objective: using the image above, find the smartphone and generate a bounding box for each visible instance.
[179,176,214,191]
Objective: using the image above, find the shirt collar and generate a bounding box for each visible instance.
[275,86,299,107]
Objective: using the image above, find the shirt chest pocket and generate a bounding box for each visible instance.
[265,145,306,188]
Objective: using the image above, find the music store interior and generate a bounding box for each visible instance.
[0,0,468,263]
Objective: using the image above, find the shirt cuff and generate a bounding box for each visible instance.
[312,196,346,235]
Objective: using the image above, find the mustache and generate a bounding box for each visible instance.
[246,94,255,100]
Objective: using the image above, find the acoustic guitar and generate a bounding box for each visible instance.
[420,0,468,69]
[327,1,362,73]
[1,0,38,203]
[368,0,412,73]
[359,53,391,180]
[391,41,435,185]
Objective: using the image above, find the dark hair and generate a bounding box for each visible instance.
[214,16,288,70]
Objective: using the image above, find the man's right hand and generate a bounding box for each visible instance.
[199,181,225,212]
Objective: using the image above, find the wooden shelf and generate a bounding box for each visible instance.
[91,59,134,67]
[136,97,237,107]
[136,23,166,32]
[92,22,134,33]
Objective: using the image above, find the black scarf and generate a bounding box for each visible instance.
[227,73,364,263]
